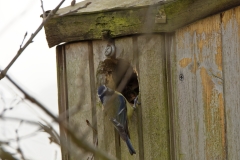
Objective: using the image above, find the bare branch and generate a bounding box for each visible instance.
[39,122,60,145]
[0,0,66,81]
[40,0,46,19]
[20,32,27,49]
[5,74,116,160]
[0,146,17,160]
[1,116,41,126]
[15,129,26,160]
[59,2,91,17]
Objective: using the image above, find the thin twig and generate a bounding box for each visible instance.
[39,122,60,145]
[16,121,26,160]
[0,0,66,81]
[8,129,41,142]
[1,116,41,126]
[40,0,46,19]
[0,145,16,160]
[59,2,91,16]
[5,74,116,160]
[20,32,28,49]
[86,119,97,134]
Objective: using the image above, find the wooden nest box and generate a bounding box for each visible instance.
[44,0,240,159]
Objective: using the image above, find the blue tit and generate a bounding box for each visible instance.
[97,85,136,155]
[115,90,135,119]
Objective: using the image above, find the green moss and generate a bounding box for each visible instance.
[45,0,240,47]
[163,0,195,18]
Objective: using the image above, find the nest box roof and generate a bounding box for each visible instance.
[44,0,240,47]
[57,0,167,14]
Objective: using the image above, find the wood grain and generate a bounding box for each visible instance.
[221,6,240,160]
[65,42,93,159]
[44,0,240,47]
[138,34,170,160]
[165,33,177,160]
[56,45,70,160]
[115,37,140,160]
[93,40,118,159]
[173,14,226,159]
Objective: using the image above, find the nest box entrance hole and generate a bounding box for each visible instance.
[96,58,139,104]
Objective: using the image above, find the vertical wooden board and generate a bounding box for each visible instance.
[88,41,98,159]
[221,6,240,159]
[115,37,134,64]
[93,40,108,86]
[56,45,69,160]
[93,40,118,158]
[65,42,93,159]
[165,33,177,160]
[138,34,170,160]
[174,14,226,159]
[115,37,140,160]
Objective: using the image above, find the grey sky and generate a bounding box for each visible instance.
[0,0,81,159]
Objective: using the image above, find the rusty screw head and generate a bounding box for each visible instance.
[104,44,116,58]
[179,73,184,81]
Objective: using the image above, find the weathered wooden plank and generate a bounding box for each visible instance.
[92,40,118,159]
[92,40,108,159]
[221,6,240,160]
[65,42,93,159]
[115,37,134,64]
[133,36,144,160]
[56,0,171,14]
[138,34,170,160]
[115,37,140,160]
[165,33,176,160]
[56,45,70,160]
[173,14,226,159]
[44,0,240,47]
[87,41,98,159]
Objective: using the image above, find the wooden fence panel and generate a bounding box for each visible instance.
[57,6,240,160]
[221,6,240,160]
[65,42,93,159]
[56,45,69,160]
[115,37,140,160]
[165,33,177,160]
[92,40,118,159]
[173,14,226,159]
[138,34,170,160]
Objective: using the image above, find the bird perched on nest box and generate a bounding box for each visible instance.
[97,85,136,155]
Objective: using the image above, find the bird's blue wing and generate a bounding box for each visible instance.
[116,95,127,125]
[116,94,130,138]
[111,93,136,155]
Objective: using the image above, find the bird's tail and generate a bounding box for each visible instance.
[126,137,136,155]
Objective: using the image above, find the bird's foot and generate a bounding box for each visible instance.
[133,96,141,109]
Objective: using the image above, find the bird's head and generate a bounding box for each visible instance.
[97,85,114,104]
[97,85,107,97]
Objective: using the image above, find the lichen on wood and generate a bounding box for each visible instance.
[44,0,240,47]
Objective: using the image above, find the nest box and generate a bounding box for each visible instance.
[43,0,240,159]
